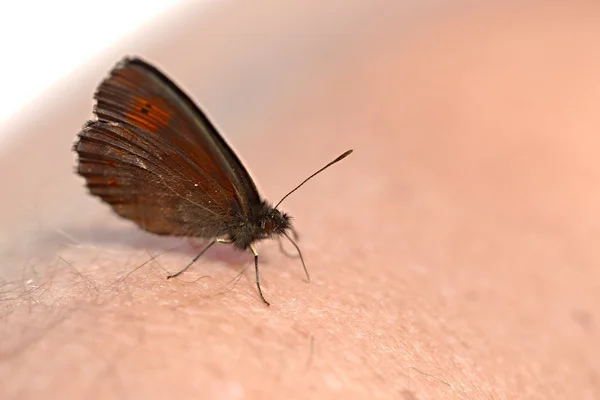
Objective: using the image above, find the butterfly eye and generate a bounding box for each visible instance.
[263,218,276,234]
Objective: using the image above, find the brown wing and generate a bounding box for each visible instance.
[74,57,261,236]
[76,121,235,236]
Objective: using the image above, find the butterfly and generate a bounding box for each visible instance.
[73,57,352,305]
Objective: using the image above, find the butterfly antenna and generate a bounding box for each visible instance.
[275,149,353,208]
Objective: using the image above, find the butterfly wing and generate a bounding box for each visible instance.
[74,57,261,237]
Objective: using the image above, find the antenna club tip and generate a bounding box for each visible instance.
[337,149,353,161]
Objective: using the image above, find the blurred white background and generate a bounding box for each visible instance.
[0,0,209,140]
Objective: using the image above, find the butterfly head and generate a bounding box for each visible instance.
[232,202,292,249]
[261,208,292,237]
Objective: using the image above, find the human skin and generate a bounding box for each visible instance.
[1,2,600,399]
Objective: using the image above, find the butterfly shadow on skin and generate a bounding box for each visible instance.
[55,224,269,274]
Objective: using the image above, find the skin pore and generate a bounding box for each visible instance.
[2,2,600,399]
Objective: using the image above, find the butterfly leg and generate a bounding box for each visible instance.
[290,226,299,241]
[167,238,230,279]
[277,236,300,258]
[249,244,270,306]
[283,232,310,283]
